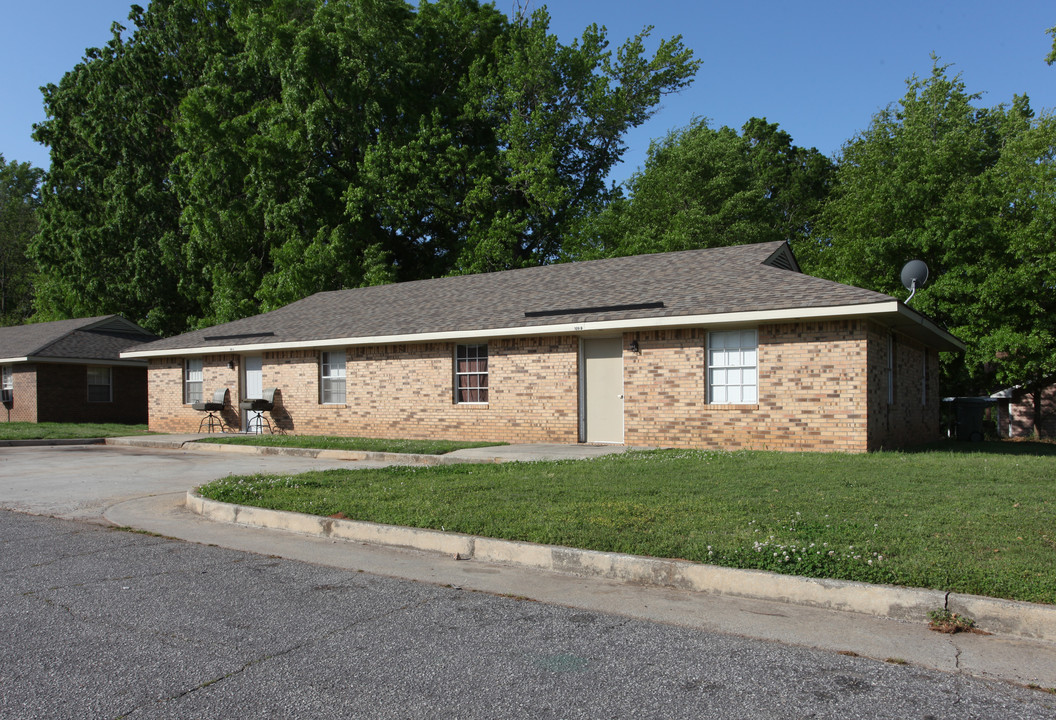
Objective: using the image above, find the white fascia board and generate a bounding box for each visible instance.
[893,304,966,352]
[121,302,907,359]
[5,355,149,367]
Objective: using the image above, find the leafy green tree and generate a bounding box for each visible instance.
[817,62,1056,433]
[34,0,698,330]
[0,156,43,324]
[31,1,234,335]
[978,113,1056,434]
[569,117,832,261]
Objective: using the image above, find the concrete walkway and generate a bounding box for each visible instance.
[12,435,1056,690]
[106,434,639,464]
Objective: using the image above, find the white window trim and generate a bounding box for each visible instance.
[707,329,758,405]
[454,343,489,404]
[87,366,113,403]
[184,358,203,405]
[320,351,347,404]
[1,364,12,402]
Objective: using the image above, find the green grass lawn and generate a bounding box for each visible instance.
[195,434,506,456]
[0,422,151,440]
[197,442,1056,604]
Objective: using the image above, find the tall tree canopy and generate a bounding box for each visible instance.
[567,117,833,263]
[31,0,699,334]
[0,156,43,324]
[817,62,1056,432]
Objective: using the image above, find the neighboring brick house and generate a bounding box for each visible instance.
[122,242,963,452]
[1,316,157,424]
[991,380,1056,438]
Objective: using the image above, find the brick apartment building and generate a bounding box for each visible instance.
[122,242,963,452]
[1,316,157,424]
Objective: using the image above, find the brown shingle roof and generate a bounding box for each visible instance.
[0,316,157,361]
[131,242,899,354]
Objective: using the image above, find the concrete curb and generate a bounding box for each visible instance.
[104,435,511,465]
[186,490,1056,642]
[106,436,191,450]
[181,440,505,466]
[0,437,107,448]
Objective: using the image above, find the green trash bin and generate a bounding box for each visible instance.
[953,397,993,442]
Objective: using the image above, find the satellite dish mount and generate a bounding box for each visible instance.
[900,260,929,304]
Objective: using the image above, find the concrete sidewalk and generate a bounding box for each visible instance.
[90,433,1056,692]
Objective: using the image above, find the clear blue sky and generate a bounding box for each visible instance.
[2,1,1053,187]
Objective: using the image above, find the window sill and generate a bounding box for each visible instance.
[706,404,760,410]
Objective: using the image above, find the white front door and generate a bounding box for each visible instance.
[243,356,263,433]
[582,337,624,443]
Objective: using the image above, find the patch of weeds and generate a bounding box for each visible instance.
[927,609,982,634]
[1026,684,1056,695]
[885,657,909,665]
[110,526,167,539]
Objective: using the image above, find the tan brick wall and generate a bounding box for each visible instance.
[148,355,242,433]
[149,339,579,443]
[623,321,872,452]
[146,323,944,451]
[2,364,38,423]
[865,323,941,450]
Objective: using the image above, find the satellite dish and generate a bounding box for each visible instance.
[900,260,929,303]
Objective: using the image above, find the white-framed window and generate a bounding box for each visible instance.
[87,366,112,403]
[455,343,489,404]
[1,364,12,403]
[708,329,758,404]
[320,351,347,404]
[184,358,203,404]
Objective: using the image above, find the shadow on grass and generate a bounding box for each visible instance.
[902,438,1056,457]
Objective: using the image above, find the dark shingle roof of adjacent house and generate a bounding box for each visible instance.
[0,316,157,362]
[124,242,963,355]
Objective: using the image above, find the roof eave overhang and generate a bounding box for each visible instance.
[121,301,964,358]
[0,355,149,367]
[890,303,965,352]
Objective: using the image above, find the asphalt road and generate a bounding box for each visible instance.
[4,509,1055,720]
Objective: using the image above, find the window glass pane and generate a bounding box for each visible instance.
[184,359,203,404]
[455,344,488,403]
[321,351,347,403]
[87,367,111,402]
[708,330,758,405]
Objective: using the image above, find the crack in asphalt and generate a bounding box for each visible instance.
[112,595,436,719]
